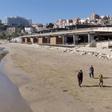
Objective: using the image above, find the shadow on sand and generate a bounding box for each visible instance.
[103,77,112,79]
[82,85,112,88]
[94,77,112,79]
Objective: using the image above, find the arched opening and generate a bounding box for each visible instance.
[33,37,38,43]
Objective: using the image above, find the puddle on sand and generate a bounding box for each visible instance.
[0,50,32,112]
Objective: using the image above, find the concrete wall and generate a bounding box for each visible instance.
[38,37,43,44]
[50,37,56,45]
[97,41,112,48]
[11,37,22,43]
[30,38,33,44]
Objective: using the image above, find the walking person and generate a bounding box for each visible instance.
[99,74,103,87]
[89,65,94,78]
[77,70,83,87]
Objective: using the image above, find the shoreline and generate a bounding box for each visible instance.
[0,46,32,112]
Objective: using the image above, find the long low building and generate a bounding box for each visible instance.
[18,27,112,46]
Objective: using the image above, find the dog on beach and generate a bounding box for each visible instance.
[99,74,103,87]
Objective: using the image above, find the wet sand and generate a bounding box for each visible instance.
[2,43,112,112]
[0,49,32,112]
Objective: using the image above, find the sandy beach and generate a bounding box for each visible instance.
[1,42,112,112]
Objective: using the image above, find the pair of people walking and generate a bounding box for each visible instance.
[77,65,103,87]
[77,65,94,87]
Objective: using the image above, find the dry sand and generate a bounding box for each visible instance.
[1,43,112,112]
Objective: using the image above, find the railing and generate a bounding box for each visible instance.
[93,27,112,32]
[19,27,112,38]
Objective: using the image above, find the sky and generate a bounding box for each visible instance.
[0,0,112,24]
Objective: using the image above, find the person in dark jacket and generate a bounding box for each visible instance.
[89,65,94,78]
[77,70,83,87]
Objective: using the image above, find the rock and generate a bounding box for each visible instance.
[98,53,109,60]
[79,52,86,55]
[87,52,93,55]
[107,55,111,59]
[63,48,67,52]
[76,49,80,52]
[93,52,99,57]
[109,55,112,59]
